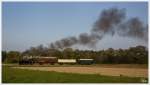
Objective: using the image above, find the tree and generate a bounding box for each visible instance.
[62,48,74,59]
[2,51,7,63]
[6,51,20,63]
[22,45,148,64]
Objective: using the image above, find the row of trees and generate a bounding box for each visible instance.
[2,51,20,63]
[2,45,148,64]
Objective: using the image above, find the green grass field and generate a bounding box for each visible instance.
[2,66,148,83]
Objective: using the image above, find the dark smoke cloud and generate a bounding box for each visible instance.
[50,36,78,49]
[49,7,148,49]
[92,8,125,34]
[118,18,148,41]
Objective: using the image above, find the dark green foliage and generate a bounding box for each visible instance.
[4,51,21,63]
[2,45,148,64]
[94,46,148,64]
[2,66,146,83]
[2,51,7,62]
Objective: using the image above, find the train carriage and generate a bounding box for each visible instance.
[35,57,57,65]
[77,59,94,65]
[58,59,76,65]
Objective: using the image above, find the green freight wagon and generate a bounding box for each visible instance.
[77,59,94,65]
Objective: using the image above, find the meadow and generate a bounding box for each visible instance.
[2,66,148,83]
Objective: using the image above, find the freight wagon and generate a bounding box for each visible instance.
[77,59,94,65]
[34,57,57,65]
[58,59,76,65]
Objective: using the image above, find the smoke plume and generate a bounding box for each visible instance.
[50,7,148,49]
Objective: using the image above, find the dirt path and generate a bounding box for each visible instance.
[13,66,148,78]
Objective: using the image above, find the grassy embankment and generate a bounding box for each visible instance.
[2,66,148,83]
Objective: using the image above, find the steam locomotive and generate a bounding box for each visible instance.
[19,56,94,65]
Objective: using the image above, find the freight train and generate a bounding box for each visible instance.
[19,56,94,65]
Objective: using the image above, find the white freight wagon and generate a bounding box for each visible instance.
[58,59,76,64]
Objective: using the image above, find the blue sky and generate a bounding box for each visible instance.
[2,2,148,52]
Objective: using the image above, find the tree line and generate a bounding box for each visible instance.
[2,45,148,64]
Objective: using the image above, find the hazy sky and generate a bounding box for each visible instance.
[2,2,148,52]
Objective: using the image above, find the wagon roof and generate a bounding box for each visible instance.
[79,59,94,60]
[37,57,57,58]
[58,59,76,60]
[23,56,57,59]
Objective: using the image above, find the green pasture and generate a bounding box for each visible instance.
[2,66,148,83]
